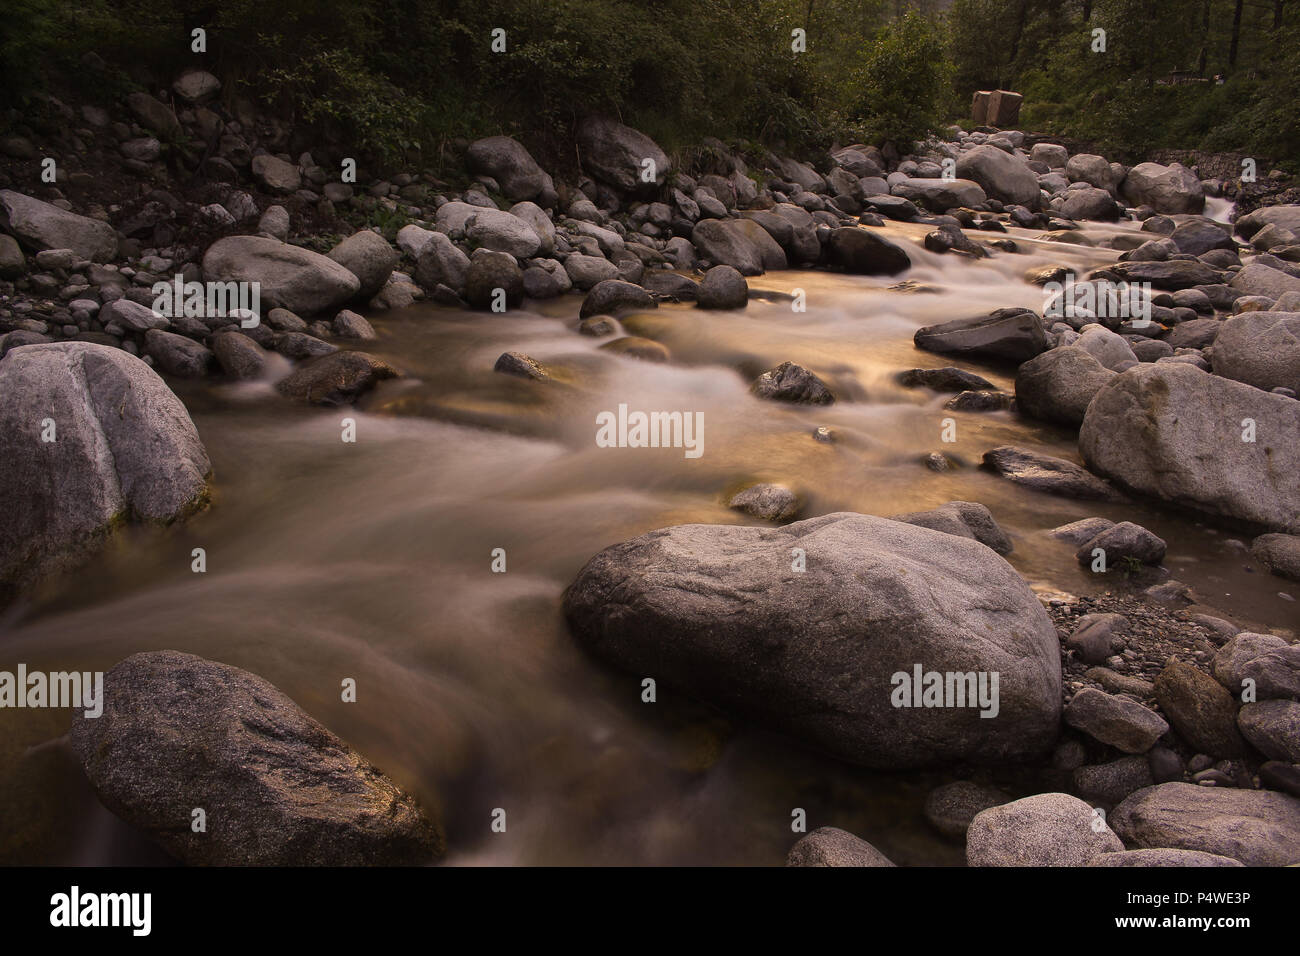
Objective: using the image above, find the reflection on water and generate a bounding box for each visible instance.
[1,217,1292,865]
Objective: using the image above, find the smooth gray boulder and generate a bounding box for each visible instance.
[1238,700,1300,762]
[1235,204,1300,240]
[327,229,398,302]
[465,207,542,258]
[580,279,656,318]
[826,227,910,275]
[697,264,749,309]
[1112,782,1300,865]
[891,178,986,211]
[966,793,1123,866]
[786,827,894,867]
[1212,631,1295,699]
[203,236,360,316]
[1229,261,1300,299]
[691,218,786,275]
[144,329,214,378]
[466,136,553,202]
[1079,363,1300,533]
[69,651,442,865]
[1064,688,1169,753]
[576,116,670,192]
[414,232,470,292]
[1121,163,1205,215]
[1015,346,1115,427]
[957,145,1040,207]
[0,343,210,596]
[0,190,118,261]
[1212,311,1300,394]
[562,512,1061,769]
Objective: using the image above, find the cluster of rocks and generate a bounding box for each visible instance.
[785,587,1300,866]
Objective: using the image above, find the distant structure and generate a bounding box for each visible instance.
[971,90,1023,128]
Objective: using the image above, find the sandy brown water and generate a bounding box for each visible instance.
[1,218,1294,865]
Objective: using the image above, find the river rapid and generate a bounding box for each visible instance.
[2,213,1294,865]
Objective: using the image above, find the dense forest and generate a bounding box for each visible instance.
[2,0,1297,168]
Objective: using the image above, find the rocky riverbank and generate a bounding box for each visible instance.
[2,68,1299,867]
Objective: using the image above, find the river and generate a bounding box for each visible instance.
[1,214,1294,865]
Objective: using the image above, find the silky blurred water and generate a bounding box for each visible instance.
[1,217,1294,866]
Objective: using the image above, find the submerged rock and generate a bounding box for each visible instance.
[69,651,442,866]
[752,361,834,404]
[276,351,398,406]
[729,483,800,521]
[982,445,1120,500]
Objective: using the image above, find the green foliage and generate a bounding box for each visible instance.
[3,0,1298,174]
[844,12,951,147]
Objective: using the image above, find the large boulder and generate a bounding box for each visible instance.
[1112,782,1300,865]
[203,236,360,316]
[465,207,542,258]
[576,116,670,192]
[891,178,987,212]
[1015,346,1116,427]
[1212,311,1300,394]
[327,229,398,302]
[466,136,553,202]
[562,512,1061,769]
[69,651,442,865]
[1060,187,1119,222]
[826,227,910,275]
[914,308,1048,362]
[1121,162,1205,215]
[0,190,118,261]
[956,145,1040,208]
[1229,261,1300,300]
[966,793,1123,866]
[1235,204,1300,241]
[1079,363,1300,533]
[691,218,786,275]
[1107,259,1222,290]
[0,343,210,596]
[251,154,301,193]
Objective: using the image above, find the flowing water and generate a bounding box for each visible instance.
[2,217,1296,866]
